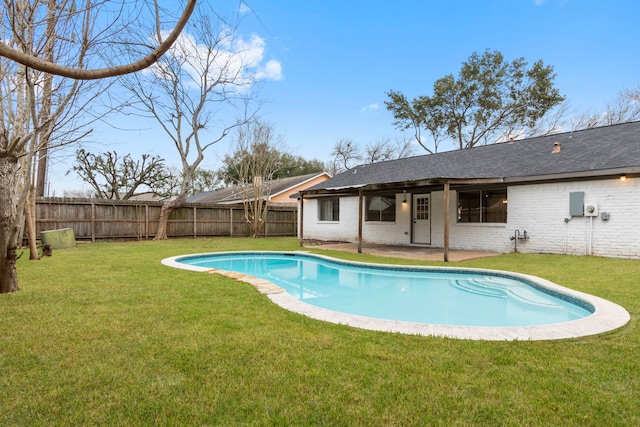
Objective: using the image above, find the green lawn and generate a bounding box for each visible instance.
[1,237,638,426]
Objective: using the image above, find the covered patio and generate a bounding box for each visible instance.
[298,178,504,262]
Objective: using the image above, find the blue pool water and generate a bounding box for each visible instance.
[175,252,593,327]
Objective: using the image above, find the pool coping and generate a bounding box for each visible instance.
[161,251,631,341]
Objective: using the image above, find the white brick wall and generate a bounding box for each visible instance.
[505,178,640,258]
[300,177,640,259]
[301,197,360,242]
[362,193,412,245]
[302,194,412,244]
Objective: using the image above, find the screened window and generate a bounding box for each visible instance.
[365,195,396,222]
[457,189,507,223]
[318,198,340,221]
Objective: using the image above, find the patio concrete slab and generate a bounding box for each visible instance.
[304,242,501,262]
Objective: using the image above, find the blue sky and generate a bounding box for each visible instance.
[51,0,640,194]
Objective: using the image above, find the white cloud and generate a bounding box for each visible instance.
[256,60,283,81]
[360,103,379,113]
[234,34,283,81]
[149,29,283,90]
[534,0,547,5]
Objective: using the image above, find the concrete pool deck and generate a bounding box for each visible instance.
[303,242,501,262]
[162,252,631,341]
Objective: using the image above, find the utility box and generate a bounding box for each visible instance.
[569,192,584,217]
[41,228,76,249]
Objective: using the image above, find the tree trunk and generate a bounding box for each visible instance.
[153,196,184,240]
[25,187,39,260]
[0,155,20,293]
[35,2,55,198]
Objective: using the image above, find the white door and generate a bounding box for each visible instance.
[412,194,431,244]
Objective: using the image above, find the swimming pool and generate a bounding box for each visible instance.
[162,251,630,340]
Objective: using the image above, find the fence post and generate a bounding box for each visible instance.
[145,204,149,240]
[230,208,233,237]
[137,204,143,241]
[193,206,197,238]
[91,200,96,243]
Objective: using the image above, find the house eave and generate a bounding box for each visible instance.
[504,166,640,184]
[298,167,640,198]
[298,178,505,197]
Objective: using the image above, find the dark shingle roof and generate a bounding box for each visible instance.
[310,121,640,191]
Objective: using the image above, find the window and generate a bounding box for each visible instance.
[457,188,507,223]
[318,197,340,221]
[366,195,396,222]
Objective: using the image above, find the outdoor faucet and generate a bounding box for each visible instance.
[510,230,529,252]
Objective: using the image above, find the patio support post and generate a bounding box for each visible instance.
[357,188,363,253]
[299,192,304,247]
[443,180,450,262]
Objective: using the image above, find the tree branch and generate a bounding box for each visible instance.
[0,0,196,80]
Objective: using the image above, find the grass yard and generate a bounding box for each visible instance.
[1,237,639,426]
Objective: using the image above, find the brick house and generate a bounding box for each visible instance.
[297,122,640,260]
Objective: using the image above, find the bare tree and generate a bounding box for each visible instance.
[69,149,171,200]
[330,135,417,174]
[118,3,281,239]
[363,136,417,164]
[364,137,395,164]
[524,101,573,137]
[0,1,195,293]
[323,158,343,177]
[522,100,599,136]
[529,85,640,137]
[392,135,418,159]
[600,86,640,126]
[331,138,362,171]
[229,122,282,238]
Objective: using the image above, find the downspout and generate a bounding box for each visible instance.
[357,188,363,254]
[587,216,593,255]
[443,180,450,262]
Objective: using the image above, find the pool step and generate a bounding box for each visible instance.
[455,278,561,309]
[453,279,506,298]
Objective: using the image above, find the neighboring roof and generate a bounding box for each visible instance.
[187,172,331,204]
[126,192,164,201]
[307,121,640,192]
[269,172,331,198]
[187,186,241,204]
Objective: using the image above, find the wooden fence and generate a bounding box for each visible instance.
[34,198,297,242]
